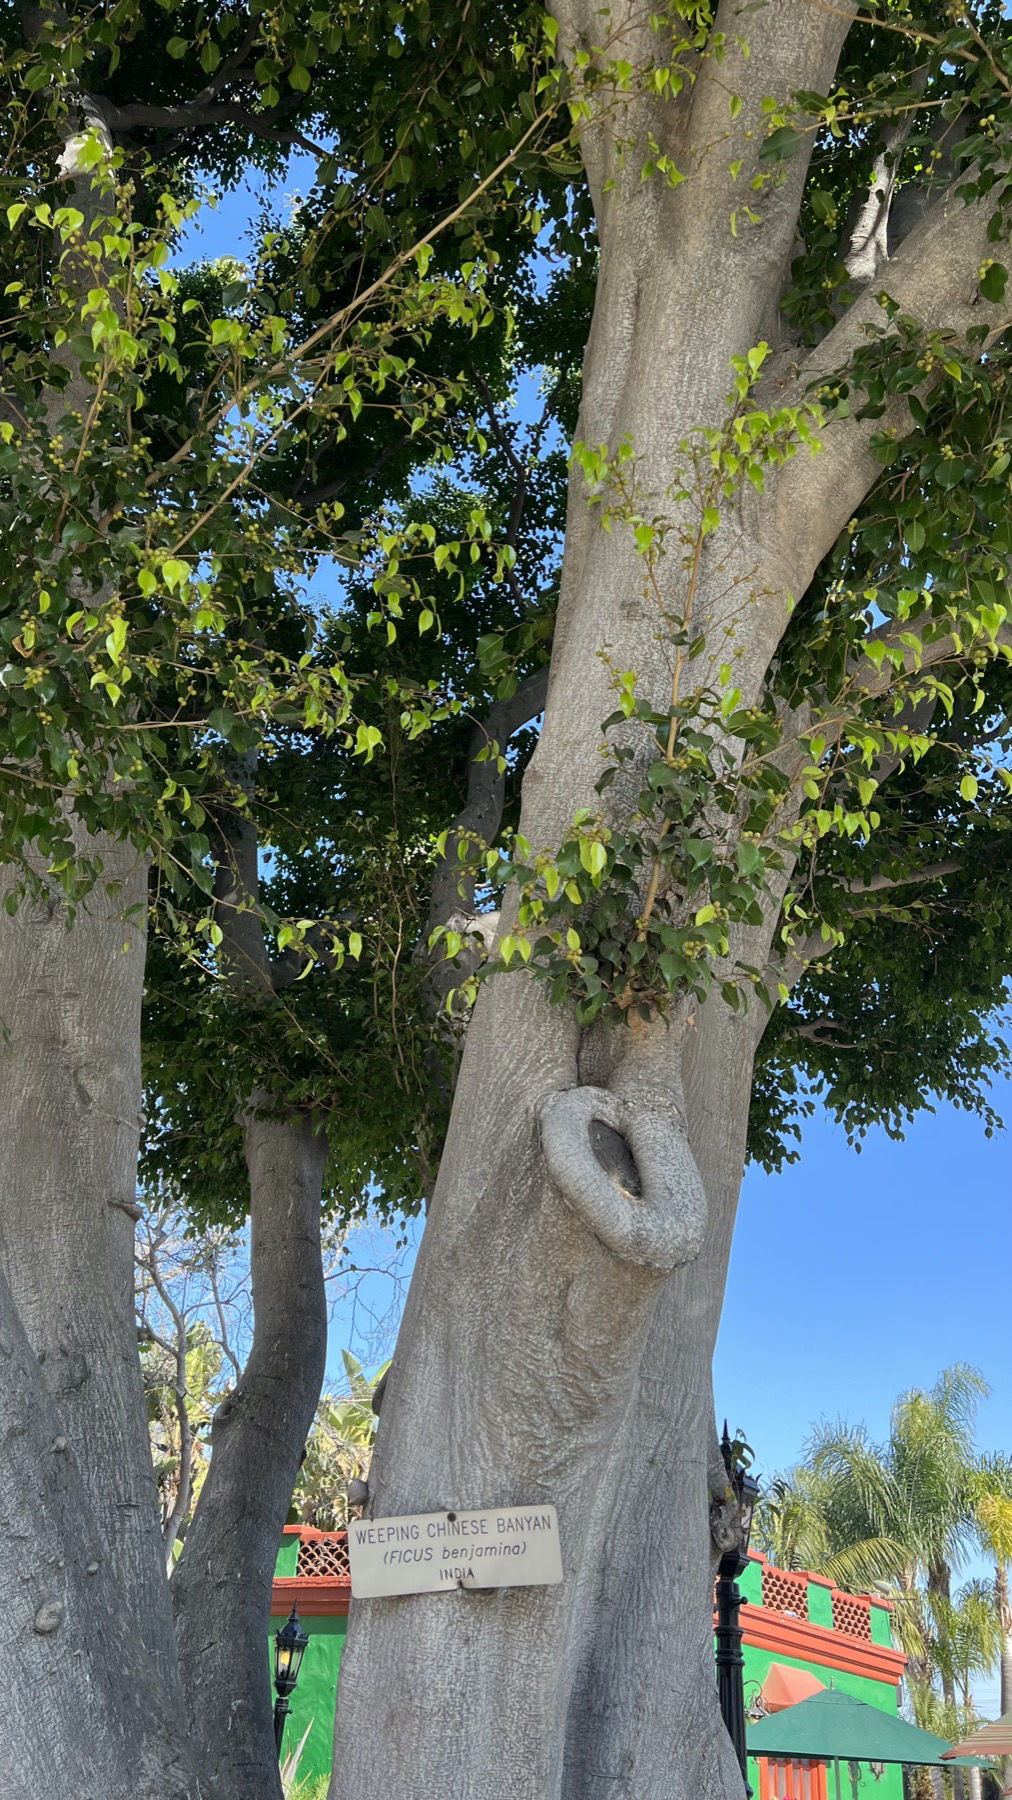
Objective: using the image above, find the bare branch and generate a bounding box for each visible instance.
[212,751,273,994]
[135,1223,194,1566]
[207,1258,243,1384]
[843,73,928,286]
[841,856,962,896]
[161,1383,193,1569]
[426,667,549,930]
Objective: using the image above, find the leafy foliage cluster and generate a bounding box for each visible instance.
[2,0,1012,1235]
[290,1351,388,1529]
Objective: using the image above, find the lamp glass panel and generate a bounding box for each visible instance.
[274,1609,308,1695]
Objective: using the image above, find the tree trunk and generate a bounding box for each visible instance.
[562,980,769,1796]
[0,828,202,1796]
[967,1766,983,1800]
[996,1564,1012,1796]
[172,1105,328,1800]
[930,1564,964,1800]
[332,966,714,1800]
[330,3,854,1792]
[0,1260,200,1799]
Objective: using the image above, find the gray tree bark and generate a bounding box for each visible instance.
[0,828,202,1797]
[329,2,1012,1796]
[172,1105,328,1800]
[171,756,329,1800]
[0,1260,199,1800]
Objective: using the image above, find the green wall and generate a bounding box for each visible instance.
[742,1643,904,1800]
[741,1560,904,1800]
[270,1549,907,1797]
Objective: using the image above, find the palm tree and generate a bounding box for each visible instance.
[754,1368,991,1800]
[971,1456,1012,1797]
[933,1581,1004,1800]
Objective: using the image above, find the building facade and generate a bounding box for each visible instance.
[270,1533,906,1795]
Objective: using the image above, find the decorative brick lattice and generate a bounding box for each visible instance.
[294,1532,351,1582]
[831,1591,872,1640]
[760,1566,809,1619]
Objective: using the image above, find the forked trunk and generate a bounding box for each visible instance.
[172,1105,328,1800]
[331,1,850,1787]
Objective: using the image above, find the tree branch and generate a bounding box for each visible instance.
[747,172,1012,699]
[425,666,548,984]
[791,1015,860,1047]
[858,616,1012,699]
[211,751,274,994]
[135,1225,194,1567]
[841,856,963,896]
[843,73,928,286]
[764,853,966,1002]
[207,1256,243,1384]
[269,920,348,994]
[100,87,305,144]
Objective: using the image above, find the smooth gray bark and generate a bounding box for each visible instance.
[171,1107,328,1800]
[169,752,330,1800]
[1,22,320,1798]
[330,3,1012,1796]
[0,829,202,1796]
[0,1261,199,1799]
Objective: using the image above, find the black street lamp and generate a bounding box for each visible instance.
[273,1604,310,1759]
[715,1422,760,1797]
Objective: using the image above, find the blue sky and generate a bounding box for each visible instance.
[716,1074,1012,1484]
[715,1075,1012,1714]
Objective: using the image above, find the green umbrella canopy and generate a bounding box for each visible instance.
[746,1690,981,1767]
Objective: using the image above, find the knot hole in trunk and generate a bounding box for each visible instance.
[589,1117,642,1198]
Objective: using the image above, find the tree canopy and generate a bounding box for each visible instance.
[3,1,1012,1796]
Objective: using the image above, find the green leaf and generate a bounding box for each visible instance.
[980,262,1008,303]
[760,126,803,163]
[161,559,189,591]
[904,519,925,553]
[105,617,127,666]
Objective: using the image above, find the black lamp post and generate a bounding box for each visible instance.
[273,1604,310,1759]
[715,1422,760,1797]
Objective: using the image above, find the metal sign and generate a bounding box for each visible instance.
[348,1503,563,1598]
